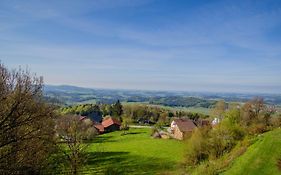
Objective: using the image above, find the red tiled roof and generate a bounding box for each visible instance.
[94,124,104,133]
[173,119,197,132]
[102,117,121,128]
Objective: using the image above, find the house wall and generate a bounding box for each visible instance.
[173,125,193,140]
[94,127,104,134]
[173,125,184,140]
[105,124,120,132]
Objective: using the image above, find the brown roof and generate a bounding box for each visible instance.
[173,119,197,132]
[94,123,104,133]
[102,117,121,128]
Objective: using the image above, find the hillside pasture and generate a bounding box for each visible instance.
[85,128,185,174]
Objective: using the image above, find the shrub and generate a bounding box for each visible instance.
[230,125,245,140]
[150,127,158,136]
[208,129,233,159]
[221,118,245,141]
[185,128,210,165]
[270,116,281,128]
[120,124,129,131]
[197,162,218,175]
[277,158,281,172]
[208,121,243,159]
[248,123,268,135]
[84,127,98,140]
[185,97,278,174]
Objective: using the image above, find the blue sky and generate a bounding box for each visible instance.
[0,0,281,93]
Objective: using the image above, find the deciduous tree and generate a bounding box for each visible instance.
[55,115,97,174]
[0,63,57,174]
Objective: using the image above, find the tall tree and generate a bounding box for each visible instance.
[87,104,102,122]
[0,63,57,174]
[112,100,123,117]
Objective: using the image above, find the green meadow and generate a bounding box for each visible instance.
[85,128,185,175]
[223,128,281,175]
[83,128,281,175]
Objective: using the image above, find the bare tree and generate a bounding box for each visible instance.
[55,115,97,174]
[250,97,266,117]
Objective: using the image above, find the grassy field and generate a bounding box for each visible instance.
[222,128,281,175]
[85,128,185,175]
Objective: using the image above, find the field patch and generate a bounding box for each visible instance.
[85,128,185,174]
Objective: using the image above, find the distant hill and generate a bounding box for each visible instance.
[44,85,95,94]
[43,85,281,106]
[43,85,215,107]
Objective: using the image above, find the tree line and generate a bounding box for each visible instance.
[59,102,209,126]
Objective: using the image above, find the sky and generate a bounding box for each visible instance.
[0,0,281,93]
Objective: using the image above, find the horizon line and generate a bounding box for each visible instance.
[45,84,281,96]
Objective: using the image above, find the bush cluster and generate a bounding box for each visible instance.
[185,98,281,174]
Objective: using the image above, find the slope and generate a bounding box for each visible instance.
[223,128,281,175]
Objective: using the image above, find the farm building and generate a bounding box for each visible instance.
[170,118,197,140]
[79,115,121,134]
[102,117,121,132]
[93,123,105,134]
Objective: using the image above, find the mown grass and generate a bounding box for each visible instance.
[85,128,185,174]
[222,128,281,175]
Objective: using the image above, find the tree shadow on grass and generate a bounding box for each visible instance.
[93,136,117,143]
[86,151,177,175]
[277,158,281,171]
[125,131,146,135]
